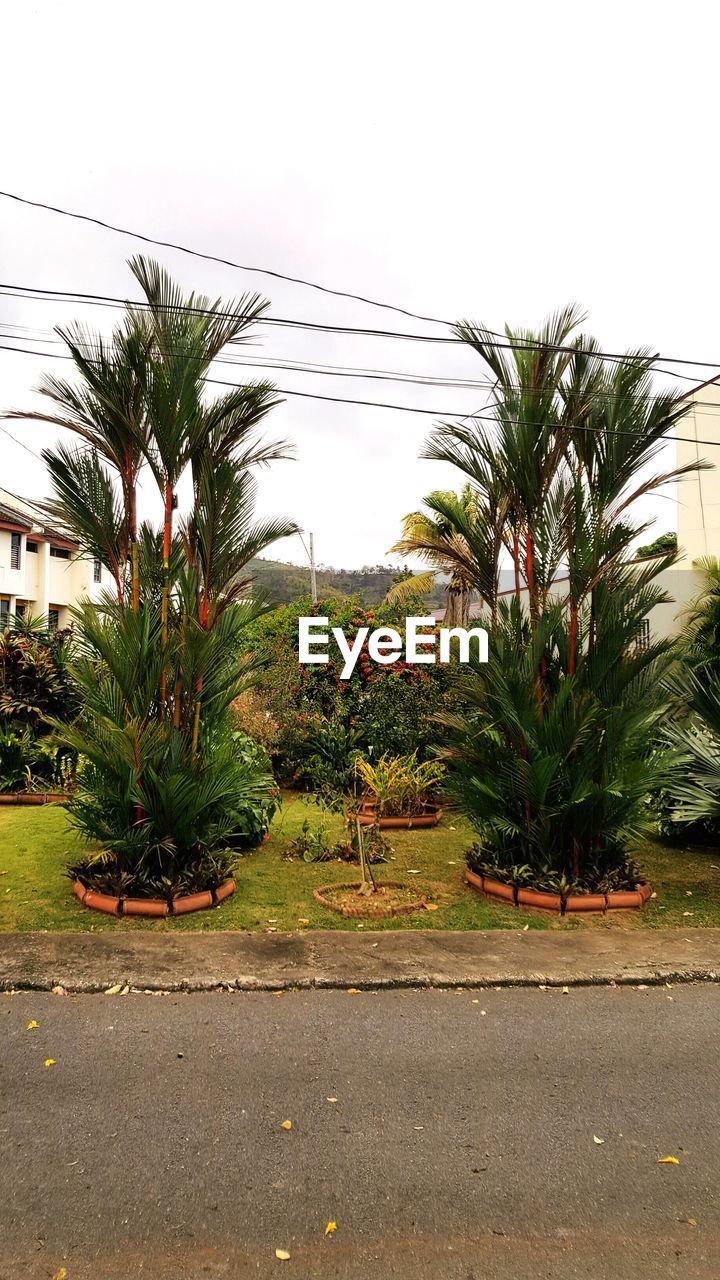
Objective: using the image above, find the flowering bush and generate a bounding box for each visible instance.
[244,595,456,788]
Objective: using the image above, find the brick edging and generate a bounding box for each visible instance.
[72,878,236,917]
[465,868,652,914]
[313,880,428,918]
[0,792,67,805]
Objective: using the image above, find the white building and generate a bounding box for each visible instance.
[0,488,105,629]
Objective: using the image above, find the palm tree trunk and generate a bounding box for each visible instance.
[159,477,173,717]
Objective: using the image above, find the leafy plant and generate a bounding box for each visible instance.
[421,305,703,894]
[8,257,296,900]
[355,752,444,817]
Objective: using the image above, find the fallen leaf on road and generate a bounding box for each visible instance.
[52,1269,68,1280]
[44,1058,56,1068]
[51,986,67,996]
[562,986,569,994]
[275,1248,290,1260]
[346,988,361,994]
[27,1020,38,1030]
[414,1125,424,1131]
[120,985,129,996]
[280,1120,292,1130]
[679,1217,697,1226]
[523,924,529,931]
[326,1097,338,1103]
[657,1156,680,1165]
[593,1135,605,1145]
[325,1221,337,1235]
[104,984,122,996]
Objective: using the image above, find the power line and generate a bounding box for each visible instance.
[0,188,449,328]
[3,336,720,450]
[1,281,716,388]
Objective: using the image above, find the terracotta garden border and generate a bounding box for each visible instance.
[465,868,652,914]
[352,803,443,829]
[313,880,428,918]
[72,877,236,918]
[0,792,67,805]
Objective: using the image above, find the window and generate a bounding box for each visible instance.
[0,598,9,626]
[15,602,26,619]
[26,540,38,553]
[47,608,60,631]
[49,546,71,560]
[93,558,102,583]
[636,619,651,652]
[10,532,21,570]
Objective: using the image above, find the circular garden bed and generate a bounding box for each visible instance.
[73,878,236,917]
[0,792,67,805]
[313,880,428,918]
[352,803,443,829]
[465,868,652,914]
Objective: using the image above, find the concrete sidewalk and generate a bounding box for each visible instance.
[1,926,719,992]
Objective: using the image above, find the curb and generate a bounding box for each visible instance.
[2,970,718,994]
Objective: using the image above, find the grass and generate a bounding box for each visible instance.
[0,793,719,933]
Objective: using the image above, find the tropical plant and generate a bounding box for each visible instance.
[6,258,297,900]
[0,619,77,729]
[386,483,479,625]
[355,752,444,817]
[424,305,705,896]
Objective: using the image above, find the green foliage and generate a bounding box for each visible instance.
[244,595,457,787]
[11,257,295,900]
[636,531,677,558]
[0,622,77,729]
[0,725,75,794]
[356,752,444,817]
[426,305,700,896]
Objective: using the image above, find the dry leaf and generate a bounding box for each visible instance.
[326,1097,338,1103]
[346,988,361,994]
[275,1248,291,1260]
[657,1156,680,1164]
[298,918,310,925]
[27,1020,38,1030]
[681,1217,697,1226]
[562,986,570,994]
[593,1135,605,1145]
[51,986,67,996]
[52,1269,68,1280]
[424,903,439,912]
[280,1120,292,1130]
[522,924,529,931]
[44,1058,56,1068]
[120,985,129,996]
[325,1221,337,1236]
[104,984,122,996]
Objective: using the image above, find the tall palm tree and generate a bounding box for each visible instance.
[430,307,707,893]
[6,258,299,902]
[386,484,479,626]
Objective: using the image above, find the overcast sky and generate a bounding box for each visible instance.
[2,0,719,572]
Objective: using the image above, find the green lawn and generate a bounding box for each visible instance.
[0,794,719,933]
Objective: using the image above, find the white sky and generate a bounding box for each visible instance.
[2,0,719,572]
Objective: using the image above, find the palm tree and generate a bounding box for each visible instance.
[386,484,479,626]
[6,257,299,901]
[429,307,706,895]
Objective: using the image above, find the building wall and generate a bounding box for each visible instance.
[675,379,720,564]
[0,526,105,626]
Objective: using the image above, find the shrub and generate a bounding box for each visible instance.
[356,752,444,817]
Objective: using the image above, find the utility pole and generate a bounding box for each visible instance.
[309,532,317,601]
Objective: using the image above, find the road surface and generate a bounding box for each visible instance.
[1,984,718,1278]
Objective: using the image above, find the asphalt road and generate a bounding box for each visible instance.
[1,985,718,1279]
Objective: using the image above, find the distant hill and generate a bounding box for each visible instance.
[247,558,447,607]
